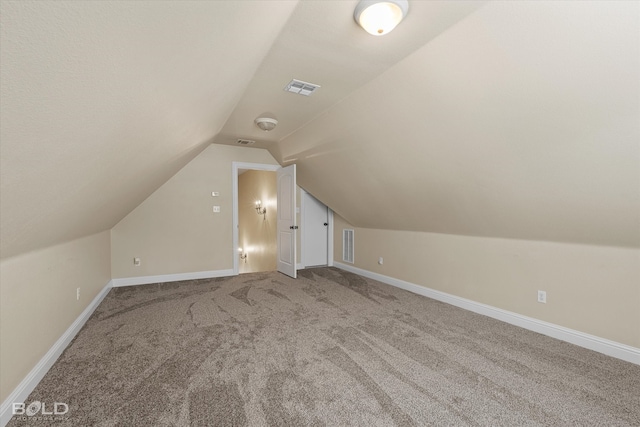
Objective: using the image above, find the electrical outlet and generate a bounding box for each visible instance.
[76,288,80,301]
[378,257,384,265]
[134,257,141,266]
[213,206,221,213]
[537,290,547,303]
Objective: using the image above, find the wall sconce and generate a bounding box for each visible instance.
[255,200,267,220]
[238,247,247,263]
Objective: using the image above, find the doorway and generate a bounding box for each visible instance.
[231,162,332,276]
[237,169,277,273]
[232,162,280,275]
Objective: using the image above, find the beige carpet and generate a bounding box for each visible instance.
[9,267,640,426]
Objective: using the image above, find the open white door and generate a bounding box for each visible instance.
[277,164,297,278]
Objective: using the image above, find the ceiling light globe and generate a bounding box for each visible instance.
[355,0,408,36]
[255,117,278,131]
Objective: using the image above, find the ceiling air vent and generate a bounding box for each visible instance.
[284,79,321,96]
[236,139,255,145]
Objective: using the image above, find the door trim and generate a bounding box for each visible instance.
[232,162,280,275]
[327,209,334,267]
[300,187,307,268]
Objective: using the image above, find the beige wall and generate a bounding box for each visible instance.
[111,144,279,278]
[334,216,640,348]
[0,231,111,402]
[238,170,277,273]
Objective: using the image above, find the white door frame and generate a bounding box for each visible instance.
[232,162,280,275]
[327,209,334,267]
[300,188,334,269]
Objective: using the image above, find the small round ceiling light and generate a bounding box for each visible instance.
[255,117,278,132]
[354,0,409,36]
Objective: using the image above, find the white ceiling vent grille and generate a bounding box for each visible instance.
[284,79,321,96]
[236,139,255,145]
[343,229,354,264]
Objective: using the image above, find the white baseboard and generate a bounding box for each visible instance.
[333,262,640,365]
[3,264,635,427]
[296,263,305,270]
[0,280,114,427]
[111,269,234,287]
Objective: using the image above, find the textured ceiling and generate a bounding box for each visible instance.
[271,0,639,248]
[1,0,638,259]
[214,0,485,148]
[0,0,297,258]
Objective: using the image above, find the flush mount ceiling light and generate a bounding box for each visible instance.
[255,117,278,131]
[354,0,409,36]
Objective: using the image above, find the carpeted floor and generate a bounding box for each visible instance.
[9,267,640,426]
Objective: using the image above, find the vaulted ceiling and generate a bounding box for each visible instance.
[1,0,638,259]
[0,0,297,258]
[272,1,640,248]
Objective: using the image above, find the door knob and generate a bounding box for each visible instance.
[323,223,328,226]
[289,225,299,229]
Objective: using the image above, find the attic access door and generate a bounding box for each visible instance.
[277,164,297,278]
[302,190,329,267]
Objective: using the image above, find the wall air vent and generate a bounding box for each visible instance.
[284,79,321,96]
[236,139,256,145]
[343,229,354,264]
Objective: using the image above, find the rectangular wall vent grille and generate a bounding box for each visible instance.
[284,79,321,96]
[343,229,354,264]
[236,139,255,145]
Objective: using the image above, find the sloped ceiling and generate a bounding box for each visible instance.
[2,1,638,259]
[0,0,298,258]
[214,0,485,147]
[268,1,638,247]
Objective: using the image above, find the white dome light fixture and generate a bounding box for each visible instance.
[354,0,409,36]
[255,117,278,131]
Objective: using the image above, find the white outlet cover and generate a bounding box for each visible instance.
[213,206,221,213]
[537,290,547,303]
